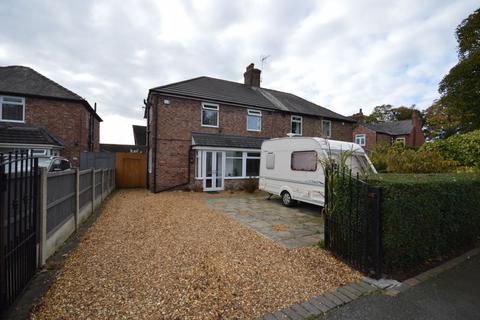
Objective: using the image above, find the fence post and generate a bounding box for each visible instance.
[75,168,79,231]
[91,169,96,212]
[324,166,330,248]
[38,167,48,267]
[370,186,383,279]
[101,169,105,201]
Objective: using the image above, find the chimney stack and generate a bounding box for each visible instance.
[244,63,261,87]
[352,108,365,123]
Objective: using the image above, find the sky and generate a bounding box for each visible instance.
[0,0,478,144]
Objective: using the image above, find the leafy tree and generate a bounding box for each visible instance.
[393,106,415,121]
[438,8,480,133]
[423,100,461,139]
[365,104,395,123]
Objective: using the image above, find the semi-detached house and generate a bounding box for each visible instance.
[145,63,355,192]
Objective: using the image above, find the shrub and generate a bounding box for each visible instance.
[369,173,480,271]
[242,177,258,193]
[370,143,458,173]
[421,129,480,168]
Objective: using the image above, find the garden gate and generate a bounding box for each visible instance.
[0,152,39,312]
[324,167,383,279]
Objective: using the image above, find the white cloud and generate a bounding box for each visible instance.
[0,0,478,143]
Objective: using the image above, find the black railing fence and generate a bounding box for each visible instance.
[0,151,39,311]
[324,166,383,279]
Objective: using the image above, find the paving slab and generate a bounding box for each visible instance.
[205,191,323,248]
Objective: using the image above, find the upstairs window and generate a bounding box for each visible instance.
[291,151,317,171]
[1,96,24,122]
[201,103,219,127]
[355,134,366,146]
[322,120,331,138]
[291,115,302,135]
[247,109,262,131]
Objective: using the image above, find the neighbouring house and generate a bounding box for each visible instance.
[0,66,102,166]
[351,108,425,152]
[145,63,355,192]
[132,125,146,146]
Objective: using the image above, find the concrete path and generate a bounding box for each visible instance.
[318,253,480,320]
[205,192,323,248]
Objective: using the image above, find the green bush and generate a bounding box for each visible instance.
[370,143,458,173]
[369,173,480,271]
[421,130,480,168]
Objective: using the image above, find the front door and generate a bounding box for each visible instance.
[203,151,224,191]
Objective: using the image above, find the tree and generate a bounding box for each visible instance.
[393,105,416,121]
[423,100,461,139]
[365,104,395,123]
[438,8,480,133]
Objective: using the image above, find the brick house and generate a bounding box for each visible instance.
[0,66,102,166]
[351,109,425,152]
[145,63,355,192]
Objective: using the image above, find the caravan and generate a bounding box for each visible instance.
[259,137,376,207]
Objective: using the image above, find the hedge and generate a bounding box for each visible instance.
[421,129,480,167]
[369,173,480,271]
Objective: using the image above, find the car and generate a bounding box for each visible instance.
[37,156,72,172]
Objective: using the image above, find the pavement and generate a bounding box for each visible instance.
[318,252,480,320]
[205,191,324,248]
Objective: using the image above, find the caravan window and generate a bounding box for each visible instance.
[291,151,317,171]
[266,152,275,169]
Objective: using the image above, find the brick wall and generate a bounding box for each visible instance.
[352,125,377,152]
[149,94,354,192]
[25,97,100,166]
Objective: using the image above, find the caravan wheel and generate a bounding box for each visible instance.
[281,191,296,207]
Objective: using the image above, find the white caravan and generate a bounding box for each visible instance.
[259,137,377,207]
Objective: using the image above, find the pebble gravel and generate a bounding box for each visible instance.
[31,189,360,319]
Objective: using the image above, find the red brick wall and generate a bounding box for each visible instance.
[24,97,100,166]
[352,125,378,152]
[148,95,354,191]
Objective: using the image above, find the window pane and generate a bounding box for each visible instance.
[247,152,260,157]
[247,115,261,131]
[202,109,218,126]
[3,96,22,103]
[266,153,275,169]
[246,158,260,176]
[291,151,317,171]
[322,121,331,137]
[226,151,242,158]
[2,103,23,121]
[292,121,301,134]
[226,158,243,177]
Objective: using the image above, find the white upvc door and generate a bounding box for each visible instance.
[203,151,224,191]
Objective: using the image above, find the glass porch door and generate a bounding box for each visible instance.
[203,151,224,191]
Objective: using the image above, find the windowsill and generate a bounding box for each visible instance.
[201,124,219,128]
[196,176,259,180]
[1,119,25,123]
[247,129,261,132]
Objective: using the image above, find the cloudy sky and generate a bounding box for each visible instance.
[0,0,478,144]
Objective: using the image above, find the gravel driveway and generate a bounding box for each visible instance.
[32,189,360,319]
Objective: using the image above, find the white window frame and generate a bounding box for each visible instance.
[0,95,25,123]
[225,151,243,178]
[201,102,219,128]
[246,109,262,132]
[322,120,331,138]
[195,149,260,180]
[395,137,406,146]
[355,134,366,146]
[291,115,302,136]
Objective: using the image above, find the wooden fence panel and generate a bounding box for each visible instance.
[115,153,146,188]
